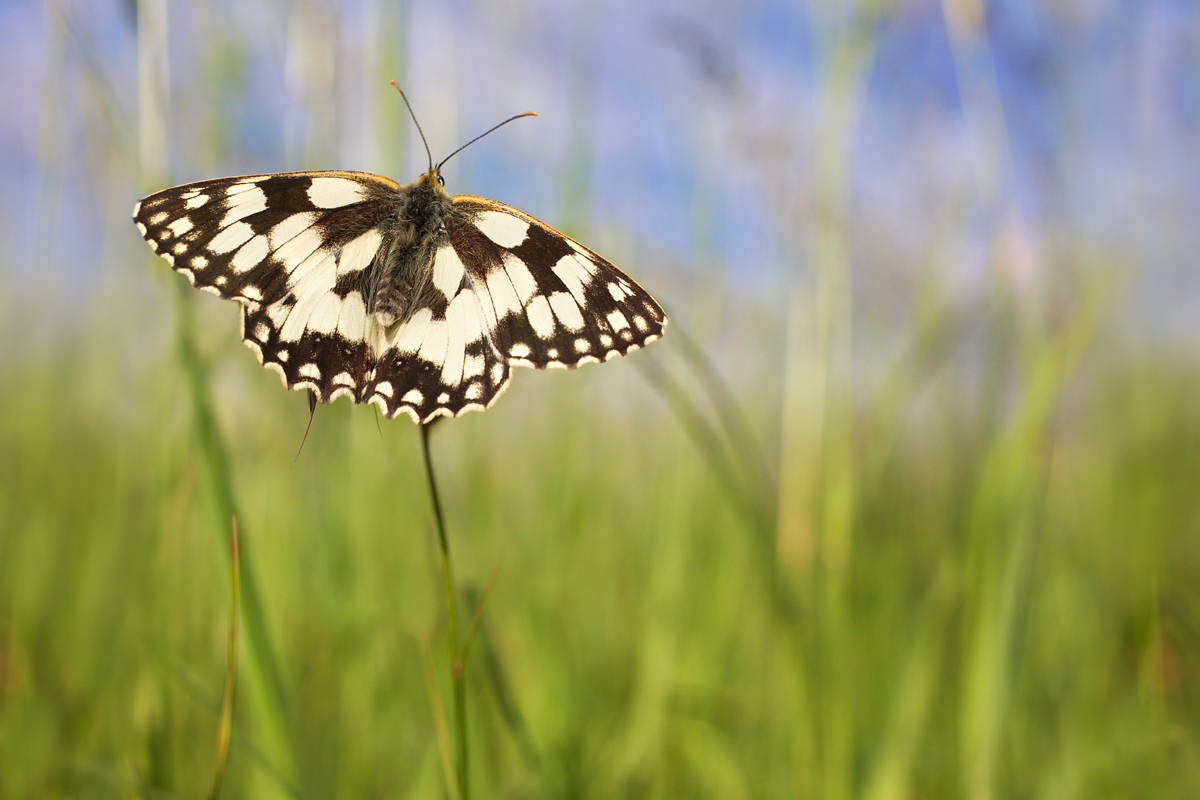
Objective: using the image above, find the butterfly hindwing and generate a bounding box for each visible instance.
[362,254,512,421]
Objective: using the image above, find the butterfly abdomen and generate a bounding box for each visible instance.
[368,172,455,328]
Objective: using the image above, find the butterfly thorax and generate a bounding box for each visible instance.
[371,169,454,327]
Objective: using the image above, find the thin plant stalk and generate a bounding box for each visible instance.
[209,517,241,800]
[420,423,469,799]
[419,635,462,800]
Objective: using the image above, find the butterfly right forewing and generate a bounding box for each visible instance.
[445,196,667,369]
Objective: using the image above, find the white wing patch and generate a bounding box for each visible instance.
[338,228,383,277]
[231,235,270,274]
[307,293,344,335]
[210,221,255,255]
[219,185,268,226]
[525,295,555,338]
[475,210,529,247]
[432,245,466,299]
[307,177,367,209]
[485,266,523,319]
[502,253,538,304]
[168,217,194,237]
[336,292,368,338]
[268,212,319,250]
[391,307,434,354]
[279,252,338,341]
[416,319,449,366]
[548,292,584,331]
[442,289,486,386]
[552,255,591,305]
[277,229,329,281]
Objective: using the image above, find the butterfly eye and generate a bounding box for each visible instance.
[437,174,445,187]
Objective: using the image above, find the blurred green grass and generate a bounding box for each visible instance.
[1,270,1199,798]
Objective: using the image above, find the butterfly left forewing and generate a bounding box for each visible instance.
[135,171,398,403]
[445,196,667,369]
[134,171,397,304]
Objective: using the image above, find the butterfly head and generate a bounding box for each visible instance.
[411,166,449,200]
[422,167,446,189]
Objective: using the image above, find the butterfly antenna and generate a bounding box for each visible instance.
[436,111,537,170]
[294,390,318,462]
[389,80,433,172]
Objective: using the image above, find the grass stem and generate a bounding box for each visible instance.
[421,423,469,800]
[209,517,240,800]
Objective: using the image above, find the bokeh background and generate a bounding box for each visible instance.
[2,0,1199,797]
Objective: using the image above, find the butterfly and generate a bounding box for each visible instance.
[133,85,666,424]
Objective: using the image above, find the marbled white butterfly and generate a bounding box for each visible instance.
[133,85,666,424]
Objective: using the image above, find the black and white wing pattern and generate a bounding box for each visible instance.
[442,196,665,369]
[134,170,666,423]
